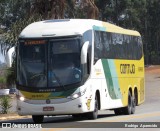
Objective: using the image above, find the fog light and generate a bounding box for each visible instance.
[17,107,21,111]
[20,96,25,101]
[78,104,82,108]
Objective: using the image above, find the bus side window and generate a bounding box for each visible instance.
[94,31,100,63]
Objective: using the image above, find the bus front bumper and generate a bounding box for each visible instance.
[17,98,90,116]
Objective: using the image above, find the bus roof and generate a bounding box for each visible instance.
[19,19,141,38]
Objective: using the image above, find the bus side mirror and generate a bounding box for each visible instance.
[81,41,89,64]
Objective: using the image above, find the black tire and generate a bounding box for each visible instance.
[134,90,138,106]
[72,114,82,119]
[86,95,98,119]
[122,91,132,115]
[32,115,44,123]
[114,108,124,115]
[131,95,136,114]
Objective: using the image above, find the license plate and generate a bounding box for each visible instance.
[43,106,54,111]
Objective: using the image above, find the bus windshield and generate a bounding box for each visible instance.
[48,38,81,87]
[17,37,82,90]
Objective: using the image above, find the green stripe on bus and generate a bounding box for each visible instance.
[48,87,77,98]
[108,59,122,99]
[93,25,106,31]
[102,59,120,99]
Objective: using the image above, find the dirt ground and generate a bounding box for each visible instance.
[145,65,160,74]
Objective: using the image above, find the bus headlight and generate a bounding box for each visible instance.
[16,94,25,101]
[67,89,86,100]
[72,93,79,99]
[19,96,25,101]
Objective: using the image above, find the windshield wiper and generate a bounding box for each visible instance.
[52,72,66,91]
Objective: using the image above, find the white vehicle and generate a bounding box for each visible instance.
[5,46,15,67]
[16,19,144,123]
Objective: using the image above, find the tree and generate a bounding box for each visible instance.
[0,0,100,54]
[144,0,160,64]
[0,76,6,89]
[0,0,28,28]
[82,0,99,19]
[29,0,66,19]
[0,0,100,86]
[1,0,160,66]
[0,96,12,114]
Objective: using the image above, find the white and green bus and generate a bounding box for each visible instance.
[16,19,144,123]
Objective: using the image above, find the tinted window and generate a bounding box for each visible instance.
[94,31,143,63]
[18,41,47,87]
[48,38,82,87]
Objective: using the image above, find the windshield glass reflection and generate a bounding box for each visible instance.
[18,41,47,87]
[48,38,81,87]
[17,37,82,89]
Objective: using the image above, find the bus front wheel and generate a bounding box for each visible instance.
[32,115,44,123]
[86,95,98,119]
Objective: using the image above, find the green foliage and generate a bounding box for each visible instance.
[1,15,43,54]
[0,0,160,64]
[95,0,160,64]
[0,77,6,84]
[0,96,12,114]
[5,53,16,86]
[6,67,16,86]
[144,0,160,64]
[0,0,29,28]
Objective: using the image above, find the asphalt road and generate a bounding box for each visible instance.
[0,67,160,129]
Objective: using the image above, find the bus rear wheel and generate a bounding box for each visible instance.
[122,91,132,115]
[131,94,136,114]
[32,115,44,123]
[86,95,98,119]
